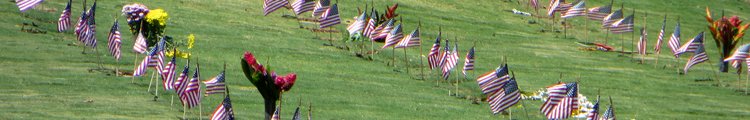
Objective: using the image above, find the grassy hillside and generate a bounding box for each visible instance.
[2,0,750,119]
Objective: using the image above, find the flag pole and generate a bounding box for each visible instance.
[630,9,636,59]
[403,24,410,78]
[642,12,648,64]
[148,71,155,93]
[132,21,145,83]
[418,21,425,80]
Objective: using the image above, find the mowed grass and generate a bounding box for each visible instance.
[1,0,750,119]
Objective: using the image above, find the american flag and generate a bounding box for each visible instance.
[292,0,314,15]
[312,0,330,17]
[541,82,578,120]
[319,4,340,28]
[675,32,705,56]
[462,46,475,76]
[638,28,647,55]
[148,39,166,73]
[57,0,71,32]
[162,56,176,90]
[382,24,404,49]
[476,64,510,94]
[362,10,377,38]
[602,9,623,28]
[271,106,281,120]
[683,33,708,73]
[601,104,616,120]
[441,42,460,80]
[183,64,202,108]
[530,0,539,9]
[73,8,88,38]
[587,5,611,21]
[75,11,89,43]
[210,96,235,120]
[175,63,191,100]
[428,32,442,70]
[15,0,44,12]
[346,13,366,37]
[555,1,573,15]
[488,77,520,114]
[655,15,667,54]
[610,15,634,34]
[561,1,585,18]
[83,2,97,48]
[204,71,226,95]
[586,98,600,120]
[132,55,150,77]
[292,106,302,120]
[107,20,122,61]
[133,32,148,54]
[263,0,289,16]
[546,0,560,16]
[668,22,682,58]
[723,44,750,64]
[373,19,395,41]
[395,28,420,48]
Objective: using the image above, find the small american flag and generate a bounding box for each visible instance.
[675,32,705,56]
[601,104,616,120]
[587,5,611,21]
[441,42,459,80]
[271,106,281,120]
[428,33,442,70]
[292,0,314,15]
[723,44,750,64]
[204,71,226,95]
[346,13,366,37]
[162,56,177,90]
[312,0,330,17]
[439,41,453,80]
[57,0,71,32]
[655,15,667,54]
[83,2,97,48]
[263,0,289,16]
[132,56,150,77]
[133,32,148,54]
[75,11,89,43]
[382,24,404,49]
[586,99,600,120]
[476,64,510,94]
[546,0,560,16]
[610,15,634,34]
[319,4,340,28]
[183,64,202,108]
[395,28,420,48]
[602,9,623,28]
[373,19,395,41]
[683,33,708,73]
[638,28,647,55]
[148,40,166,72]
[210,96,235,120]
[107,20,122,61]
[362,11,377,38]
[15,0,44,12]
[462,47,475,76]
[175,63,191,100]
[668,22,682,58]
[555,1,573,15]
[541,82,578,120]
[561,1,585,18]
[487,77,520,114]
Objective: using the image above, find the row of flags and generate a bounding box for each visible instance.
[263,0,342,29]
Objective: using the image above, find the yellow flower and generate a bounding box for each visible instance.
[187,34,195,49]
[145,9,169,26]
[165,49,191,59]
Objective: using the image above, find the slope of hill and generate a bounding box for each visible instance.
[1,0,749,119]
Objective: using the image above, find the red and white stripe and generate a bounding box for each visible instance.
[382,24,403,49]
[183,66,201,108]
[162,57,176,90]
[107,21,121,61]
[561,1,585,18]
[292,0,314,15]
[15,0,44,12]
[263,0,289,16]
[132,56,150,77]
[638,28,648,55]
[57,1,71,32]
[395,28,420,48]
[133,32,148,54]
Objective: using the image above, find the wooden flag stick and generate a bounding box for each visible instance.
[563,18,567,39]
[148,71,155,93]
[419,21,425,80]
[630,9,636,59]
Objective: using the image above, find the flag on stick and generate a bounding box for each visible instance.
[15,0,44,12]
[319,4,340,28]
[668,21,682,58]
[561,1,585,18]
[428,32,442,70]
[162,56,176,90]
[312,0,330,17]
[204,71,227,95]
[610,15,634,34]
[655,15,667,53]
[462,46,475,76]
[263,0,290,16]
[382,24,404,49]
[638,28,648,55]
[602,9,623,28]
[395,28,420,48]
[541,82,579,120]
[107,20,122,60]
[182,64,202,108]
[210,96,235,120]
[683,33,708,73]
[587,5,612,21]
[57,0,72,32]
[292,0,314,15]
[487,77,521,114]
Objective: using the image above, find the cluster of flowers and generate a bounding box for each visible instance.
[524,89,596,119]
[145,9,169,27]
[244,52,297,92]
[121,3,149,24]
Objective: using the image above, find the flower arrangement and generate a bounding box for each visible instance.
[704,7,750,72]
[241,51,298,119]
[164,34,196,59]
[121,4,169,47]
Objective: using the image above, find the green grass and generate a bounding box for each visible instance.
[2,0,750,119]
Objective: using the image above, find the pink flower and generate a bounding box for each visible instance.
[729,16,742,27]
[274,73,297,91]
[244,52,266,75]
